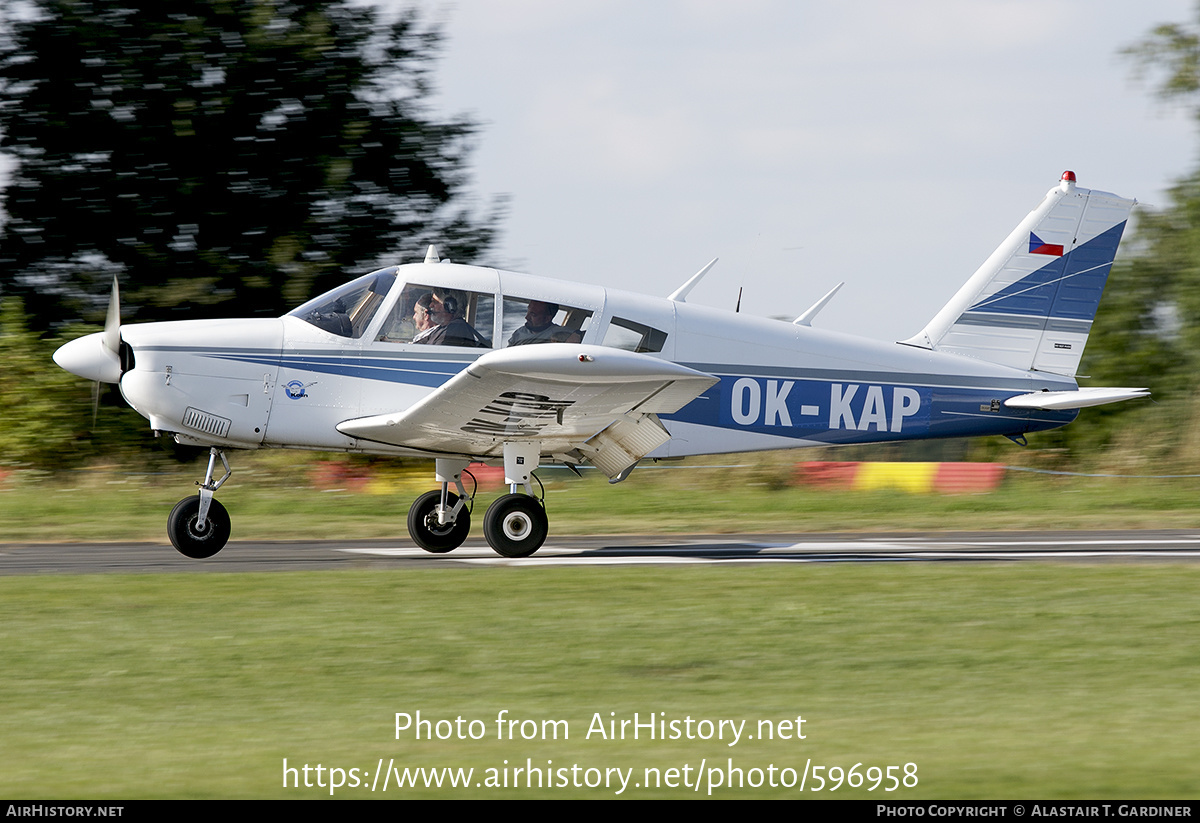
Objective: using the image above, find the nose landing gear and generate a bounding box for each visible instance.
[168,447,232,558]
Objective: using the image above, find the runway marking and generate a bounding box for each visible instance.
[6,533,1200,575]
[888,537,1200,547]
[337,536,1200,565]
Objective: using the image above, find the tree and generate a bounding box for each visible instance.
[1108,14,1200,398]
[1085,179,1199,396]
[1038,12,1200,468]
[0,0,503,331]
[0,295,113,465]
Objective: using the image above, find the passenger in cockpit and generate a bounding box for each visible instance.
[508,301,581,346]
[410,292,437,343]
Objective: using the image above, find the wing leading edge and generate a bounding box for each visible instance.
[336,344,718,477]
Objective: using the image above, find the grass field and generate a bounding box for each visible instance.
[3,455,1200,542]
[2,565,1198,798]
[3,459,1199,798]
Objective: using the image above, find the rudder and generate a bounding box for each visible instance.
[901,171,1136,377]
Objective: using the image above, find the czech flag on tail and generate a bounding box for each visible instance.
[1028,232,1064,256]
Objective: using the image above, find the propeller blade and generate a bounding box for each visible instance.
[102,276,120,355]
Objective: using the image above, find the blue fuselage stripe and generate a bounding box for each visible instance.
[169,348,1075,443]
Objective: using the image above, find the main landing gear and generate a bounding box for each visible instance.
[481,492,547,558]
[168,447,232,558]
[407,462,474,553]
[407,445,549,558]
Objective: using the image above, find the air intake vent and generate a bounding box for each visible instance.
[183,407,232,438]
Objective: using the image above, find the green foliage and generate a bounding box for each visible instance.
[1124,21,1200,102]
[1049,12,1200,470]
[0,1,504,331]
[0,297,93,465]
[0,297,151,468]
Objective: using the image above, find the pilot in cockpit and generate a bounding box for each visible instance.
[414,288,487,347]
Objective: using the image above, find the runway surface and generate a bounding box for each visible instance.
[3,530,1200,574]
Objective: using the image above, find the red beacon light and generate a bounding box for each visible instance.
[1061,170,1076,182]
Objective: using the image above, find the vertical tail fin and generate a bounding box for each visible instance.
[901,172,1136,377]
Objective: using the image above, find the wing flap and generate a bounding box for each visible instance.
[580,415,673,478]
[336,344,717,461]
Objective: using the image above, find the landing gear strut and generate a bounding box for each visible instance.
[168,447,232,558]
[407,459,474,553]
[408,489,471,552]
[481,442,549,558]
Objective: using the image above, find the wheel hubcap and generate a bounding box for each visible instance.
[502,512,532,541]
[425,509,455,535]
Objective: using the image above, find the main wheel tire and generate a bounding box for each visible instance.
[168,496,231,559]
[483,493,548,558]
[407,490,471,553]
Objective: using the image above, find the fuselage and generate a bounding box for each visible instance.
[103,260,1077,459]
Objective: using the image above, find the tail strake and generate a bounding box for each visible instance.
[902,172,1136,377]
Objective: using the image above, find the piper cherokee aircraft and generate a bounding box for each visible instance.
[54,171,1148,559]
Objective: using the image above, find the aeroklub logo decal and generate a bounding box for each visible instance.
[285,380,318,399]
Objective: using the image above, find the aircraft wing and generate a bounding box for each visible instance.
[336,344,718,477]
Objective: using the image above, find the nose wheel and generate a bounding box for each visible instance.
[168,497,231,558]
[483,493,548,558]
[168,447,232,558]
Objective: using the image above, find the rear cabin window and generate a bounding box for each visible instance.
[603,317,667,353]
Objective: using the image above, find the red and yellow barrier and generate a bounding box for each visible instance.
[794,462,1005,493]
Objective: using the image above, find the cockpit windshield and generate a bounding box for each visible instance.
[288,269,396,338]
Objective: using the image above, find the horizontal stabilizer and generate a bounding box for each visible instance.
[1004,387,1150,411]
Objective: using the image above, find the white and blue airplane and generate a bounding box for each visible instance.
[54,171,1148,559]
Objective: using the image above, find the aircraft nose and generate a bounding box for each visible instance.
[53,332,122,383]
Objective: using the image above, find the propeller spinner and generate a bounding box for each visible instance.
[53,277,124,384]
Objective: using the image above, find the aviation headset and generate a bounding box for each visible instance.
[434,289,464,317]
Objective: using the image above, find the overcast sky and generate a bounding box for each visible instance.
[416,0,1197,342]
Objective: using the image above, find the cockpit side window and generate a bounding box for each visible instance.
[376,282,495,348]
[288,270,395,339]
[602,317,667,353]
[502,297,592,347]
